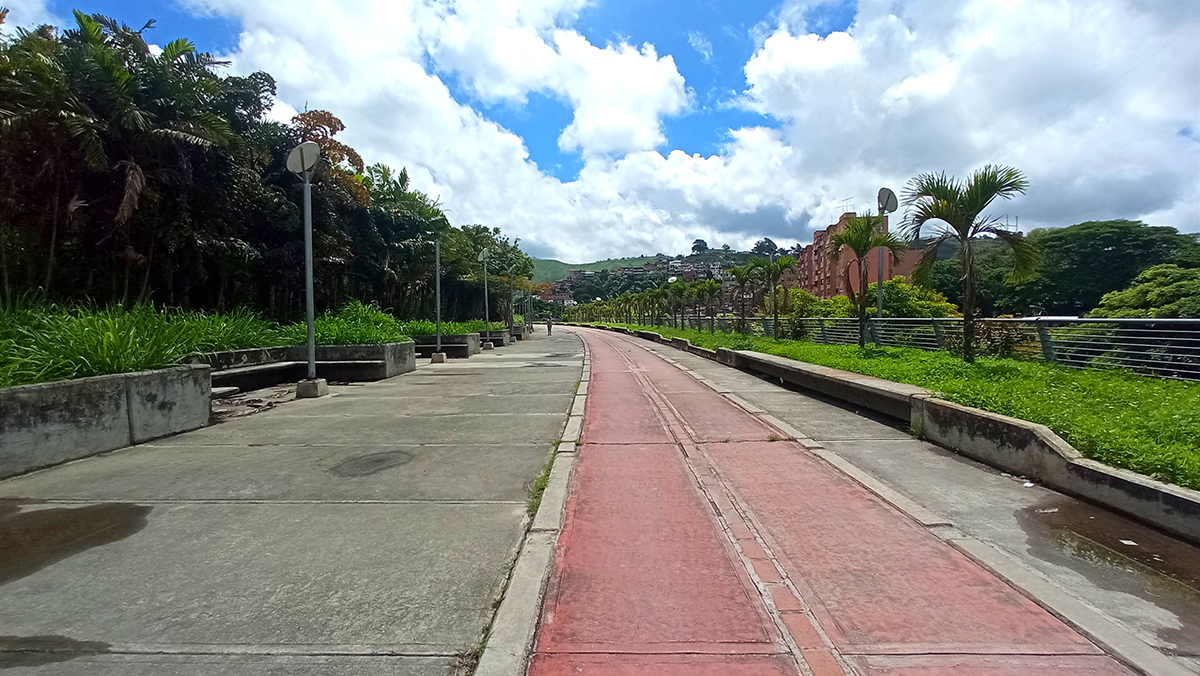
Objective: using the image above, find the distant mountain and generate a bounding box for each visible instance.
[531,256,662,284]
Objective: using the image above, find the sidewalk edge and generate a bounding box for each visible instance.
[473,333,587,676]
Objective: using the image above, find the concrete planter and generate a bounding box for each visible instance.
[285,342,416,380]
[482,330,511,346]
[0,364,211,479]
[412,333,482,358]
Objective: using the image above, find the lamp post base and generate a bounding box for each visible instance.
[482,342,495,350]
[296,378,329,399]
[430,352,447,363]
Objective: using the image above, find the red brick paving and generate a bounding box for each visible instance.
[529,328,1134,676]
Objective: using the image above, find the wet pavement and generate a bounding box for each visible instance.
[534,327,1148,675]
[0,329,583,676]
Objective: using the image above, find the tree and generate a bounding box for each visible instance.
[1011,220,1200,315]
[721,243,730,251]
[902,165,1040,363]
[691,239,708,255]
[1087,265,1200,318]
[751,238,779,257]
[727,264,756,332]
[827,213,909,346]
[749,255,796,335]
[698,278,721,332]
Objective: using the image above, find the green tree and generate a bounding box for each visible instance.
[748,255,796,335]
[691,238,708,255]
[1087,265,1200,318]
[727,264,756,332]
[826,212,909,346]
[902,165,1040,363]
[1012,220,1200,315]
[698,278,721,332]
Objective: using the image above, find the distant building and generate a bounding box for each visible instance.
[791,212,924,299]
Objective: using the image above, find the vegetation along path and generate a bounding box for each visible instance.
[530,326,1199,675]
[0,328,582,675]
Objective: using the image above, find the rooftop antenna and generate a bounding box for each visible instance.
[838,197,854,215]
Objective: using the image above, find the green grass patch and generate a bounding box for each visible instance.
[606,323,1200,492]
[527,444,559,517]
[396,319,507,335]
[0,299,413,388]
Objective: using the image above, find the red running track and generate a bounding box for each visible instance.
[529,328,1134,676]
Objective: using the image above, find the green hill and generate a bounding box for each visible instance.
[532,256,662,284]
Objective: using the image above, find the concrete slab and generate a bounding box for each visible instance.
[0,654,457,676]
[0,330,586,674]
[0,443,551,502]
[145,411,568,446]
[0,501,524,651]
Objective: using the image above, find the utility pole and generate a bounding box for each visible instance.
[478,248,493,350]
[287,141,327,398]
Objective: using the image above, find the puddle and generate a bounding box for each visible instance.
[0,635,111,668]
[329,450,415,477]
[0,502,151,587]
[1017,497,1200,651]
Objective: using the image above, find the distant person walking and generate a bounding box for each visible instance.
[546,316,553,336]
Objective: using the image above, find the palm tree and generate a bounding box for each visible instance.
[749,255,797,337]
[698,278,722,332]
[727,265,755,333]
[902,165,1039,363]
[827,213,909,347]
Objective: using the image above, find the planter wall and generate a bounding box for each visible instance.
[0,364,211,479]
[412,333,482,358]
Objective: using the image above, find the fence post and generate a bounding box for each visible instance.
[1036,320,1056,363]
[932,319,943,349]
[818,318,828,344]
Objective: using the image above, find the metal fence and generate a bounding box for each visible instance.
[649,315,1200,380]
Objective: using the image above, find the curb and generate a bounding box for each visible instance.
[590,325,1192,676]
[474,334,588,676]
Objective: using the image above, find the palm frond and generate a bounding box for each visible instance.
[159,38,195,64]
[960,165,1028,221]
[114,160,145,226]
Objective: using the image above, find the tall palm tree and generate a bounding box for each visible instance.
[827,213,909,347]
[749,255,796,337]
[727,265,755,333]
[902,165,1039,363]
[698,278,721,332]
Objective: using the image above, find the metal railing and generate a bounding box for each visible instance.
[639,315,1200,380]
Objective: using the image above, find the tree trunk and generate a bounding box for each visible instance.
[859,259,870,348]
[0,219,9,299]
[43,167,62,294]
[961,243,976,364]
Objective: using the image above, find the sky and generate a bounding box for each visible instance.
[5,0,1199,263]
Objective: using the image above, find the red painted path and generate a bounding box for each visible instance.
[528,328,1135,676]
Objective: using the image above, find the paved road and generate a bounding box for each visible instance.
[532,327,1138,675]
[0,329,582,675]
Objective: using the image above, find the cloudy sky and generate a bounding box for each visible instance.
[6,0,1199,262]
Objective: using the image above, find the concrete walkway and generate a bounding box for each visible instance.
[0,329,583,675]
[533,327,1144,675]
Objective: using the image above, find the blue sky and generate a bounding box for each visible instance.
[50,0,854,183]
[13,0,1199,262]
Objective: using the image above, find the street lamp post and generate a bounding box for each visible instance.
[431,239,446,363]
[287,141,327,398]
[478,248,493,350]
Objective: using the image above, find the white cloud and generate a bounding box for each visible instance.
[687,29,712,63]
[1,0,59,29]
[13,0,1197,262]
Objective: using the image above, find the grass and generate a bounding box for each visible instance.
[0,299,421,388]
[527,443,559,517]
[397,319,507,336]
[602,323,1200,492]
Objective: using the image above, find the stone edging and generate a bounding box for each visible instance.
[578,325,1200,547]
[0,364,211,479]
[474,334,588,675]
